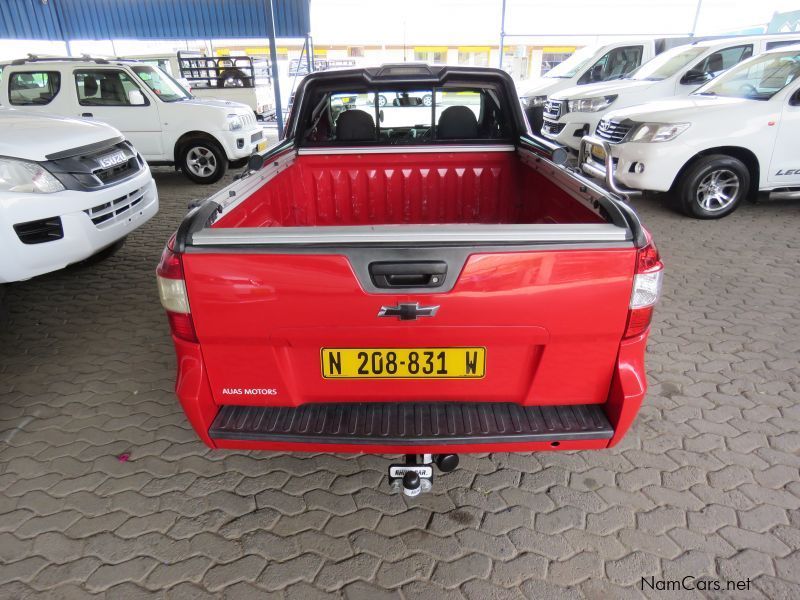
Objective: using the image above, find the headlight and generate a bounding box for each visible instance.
[227,114,244,131]
[630,122,690,143]
[567,95,617,113]
[521,95,547,108]
[0,157,65,193]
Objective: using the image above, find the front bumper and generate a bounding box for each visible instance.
[0,167,158,283]
[218,125,266,161]
[578,135,686,194]
[542,112,601,151]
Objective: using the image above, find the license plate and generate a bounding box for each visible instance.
[321,347,486,379]
[257,141,267,152]
[591,145,607,161]
[98,150,126,168]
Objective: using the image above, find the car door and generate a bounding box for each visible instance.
[73,68,163,158]
[677,45,753,93]
[768,82,800,188]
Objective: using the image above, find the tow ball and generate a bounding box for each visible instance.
[389,454,459,496]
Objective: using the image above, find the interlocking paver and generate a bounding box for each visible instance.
[2,167,800,597]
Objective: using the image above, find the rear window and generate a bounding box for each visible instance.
[302,86,512,145]
[9,71,61,105]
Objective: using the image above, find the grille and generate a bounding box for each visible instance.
[14,217,64,244]
[93,157,140,186]
[542,120,566,136]
[596,119,634,144]
[543,99,567,120]
[84,187,145,228]
[47,140,143,191]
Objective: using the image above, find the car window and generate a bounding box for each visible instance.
[303,87,510,146]
[75,69,147,106]
[580,46,643,84]
[694,45,753,78]
[696,49,800,100]
[630,46,708,81]
[544,45,599,79]
[9,71,61,106]
[766,39,800,50]
[131,65,189,102]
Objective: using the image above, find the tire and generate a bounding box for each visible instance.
[377,94,388,107]
[217,68,251,88]
[422,94,433,107]
[673,154,750,219]
[179,139,227,184]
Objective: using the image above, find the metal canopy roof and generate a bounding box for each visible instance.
[0,0,310,41]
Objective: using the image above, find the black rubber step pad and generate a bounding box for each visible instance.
[209,402,613,445]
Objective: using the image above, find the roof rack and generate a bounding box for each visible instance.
[9,54,110,66]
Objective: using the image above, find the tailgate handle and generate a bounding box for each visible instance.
[369,261,447,288]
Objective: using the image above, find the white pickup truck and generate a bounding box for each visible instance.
[543,35,800,151]
[579,44,800,218]
[0,109,158,283]
[1,57,268,184]
[519,38,692,133]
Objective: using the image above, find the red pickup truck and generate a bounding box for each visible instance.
[157,65,662,494]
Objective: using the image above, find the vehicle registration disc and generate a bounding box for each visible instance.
[321,347,485,379]
[590,145,607,161]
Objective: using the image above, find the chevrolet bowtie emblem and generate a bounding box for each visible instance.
[378,302,439,321]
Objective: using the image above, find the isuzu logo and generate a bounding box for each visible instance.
[378,302,439,321]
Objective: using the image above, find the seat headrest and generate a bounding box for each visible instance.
[707,53,724,73]
[437,105,479,140]
[335,109,375,142]
[83,76,98,97]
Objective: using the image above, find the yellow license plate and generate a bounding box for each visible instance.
[321,347,486,379]
[591,145,606,161]
[257,141,267,152]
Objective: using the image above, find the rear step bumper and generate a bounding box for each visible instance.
[209,402,613,445]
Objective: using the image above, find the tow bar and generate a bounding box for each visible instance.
[388,454,459,497]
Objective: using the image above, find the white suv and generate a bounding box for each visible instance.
[542,35,800,151]
[1,57,268,184]
[0,108,158,282]
[579,44,800,218]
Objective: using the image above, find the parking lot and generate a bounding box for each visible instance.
[0,163,798,598]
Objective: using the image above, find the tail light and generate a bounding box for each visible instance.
[624,232,663,338]
[156,236,198,343]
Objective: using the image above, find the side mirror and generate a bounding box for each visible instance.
[790,89,800,107]
[128,89,146,105]
[378,109,384,123]
[247,153,265,172]
[681,70,710,85]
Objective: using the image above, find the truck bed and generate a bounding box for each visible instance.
[213,149,606,228]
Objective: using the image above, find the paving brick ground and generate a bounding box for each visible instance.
[1,157,799,598]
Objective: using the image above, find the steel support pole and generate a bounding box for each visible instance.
[499,0,507,68]
[690,0,704,37]
[264,0,284,137]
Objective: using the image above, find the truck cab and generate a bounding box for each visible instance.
[543,35,800,151]
[579,44,800,218]
[1,56,267,184]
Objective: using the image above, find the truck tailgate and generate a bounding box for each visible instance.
[182,246,635,407]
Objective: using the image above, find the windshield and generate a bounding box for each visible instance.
[695,49,800,100]
[544,46,599,79]
[630,46,708,81]
[131,65,191,102]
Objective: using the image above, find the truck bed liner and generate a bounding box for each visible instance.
[209,402,614,445]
